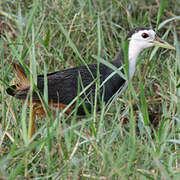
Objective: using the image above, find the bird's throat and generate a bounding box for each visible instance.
[128,40,143,79]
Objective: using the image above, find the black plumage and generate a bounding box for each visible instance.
[7,49,125,115]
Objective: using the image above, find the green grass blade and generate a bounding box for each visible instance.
[43,62,48,104]
[138,72,150,126]
[25,0,39,38]
[21,98,28,145]
[156,0,167,28]
[174,27,180,72]
[17,4,23,57]
[43,29,50,47]
[30,24,37,85]
[158,16,180,30]
[97,15,101,57]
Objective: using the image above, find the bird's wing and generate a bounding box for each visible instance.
[37,64,101,104]
[7,62,125,108]
[7,63,101,105]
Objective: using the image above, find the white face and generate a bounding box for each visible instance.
[129,29,156,49]
[127,28,175,79]
[127,29,157,63]
[126,29,156,79]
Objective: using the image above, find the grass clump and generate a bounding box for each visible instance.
[0,0,180,179]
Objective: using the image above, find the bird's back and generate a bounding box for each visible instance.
[7,60,125,114]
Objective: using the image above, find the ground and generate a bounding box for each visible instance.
[0,0,180,179]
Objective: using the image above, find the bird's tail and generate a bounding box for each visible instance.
[6,63,30,99]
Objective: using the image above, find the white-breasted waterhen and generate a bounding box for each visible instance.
[6,27,175,138]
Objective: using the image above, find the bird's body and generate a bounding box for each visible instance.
[6,27,175,116]
[7,49,125,115]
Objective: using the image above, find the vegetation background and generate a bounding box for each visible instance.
[0,0,180,179]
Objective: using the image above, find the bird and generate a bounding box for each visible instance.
[6,27,175,137]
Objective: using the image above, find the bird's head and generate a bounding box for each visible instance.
[126,27,175,50]
[125,27,175,62]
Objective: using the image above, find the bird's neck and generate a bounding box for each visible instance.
[128,40,143,63]
[128,40,144,78]
[113,41,143,79]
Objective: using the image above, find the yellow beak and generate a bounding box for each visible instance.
[153,35,175,50]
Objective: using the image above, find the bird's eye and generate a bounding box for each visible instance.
[141,33,149,38]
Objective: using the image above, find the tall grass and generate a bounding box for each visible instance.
[0,0,180,179]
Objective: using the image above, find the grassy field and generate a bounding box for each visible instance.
[0,0,180,179]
